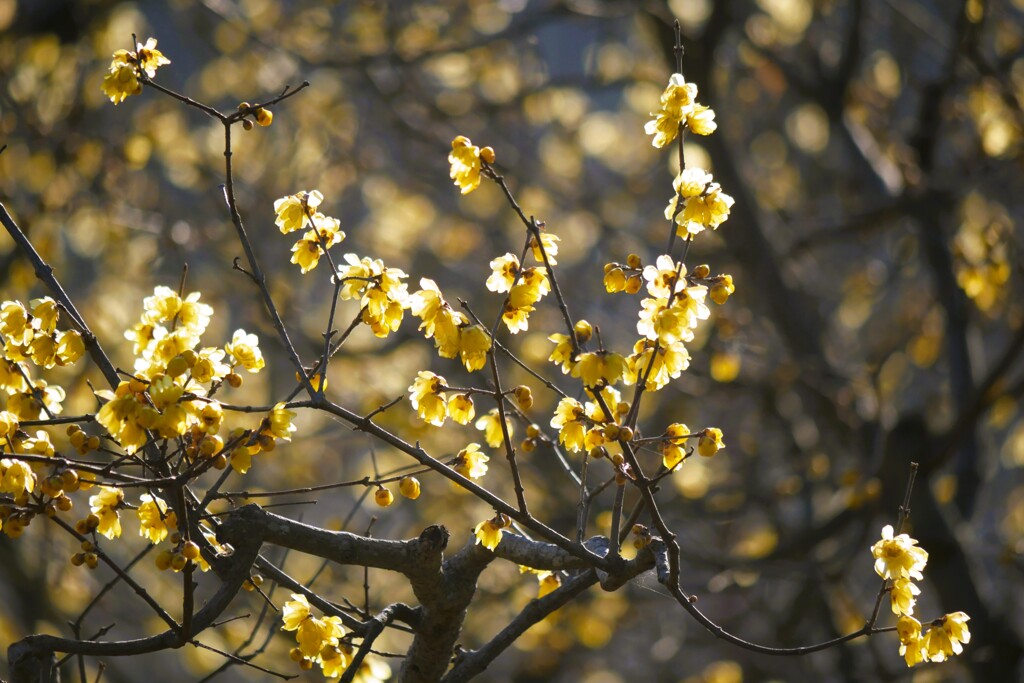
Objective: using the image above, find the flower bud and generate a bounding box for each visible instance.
[399,476,421,500]
[374,486,394,507]
[574,320,593,343]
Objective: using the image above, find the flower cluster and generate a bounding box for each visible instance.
[664,168,734,238]
[448,136,495,194]
[644,73,717,148]
[549,387,629,455]
[335,254,409,337]
[101,37,169,104]
[281,593,353,677]
[486,253,550,334]
[274,190,347,274]
[409,279,492,371]
[870,525,970,665]
[0,298,84,370]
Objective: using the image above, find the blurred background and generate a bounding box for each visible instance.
[2,0,1023,681]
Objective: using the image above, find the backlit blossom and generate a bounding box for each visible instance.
[624,338,690,391]
[474,515,507,551]
[137,493,176,544]
[529,231,560,265]
[410,279,468,359]
[871,525,928,581]
[572,350,626,388]
[225,329,265,373]
[458,324,492,372]
[89,486,125,539]
[408,371,448,426]
[697,428,724,457]
[135,37,170,77]
[475,409,510,449]
[335,254,409,338]
[548,333,577,374]
[274,190,323,234]
[448,394,476,425]
[923,612,970,663]
[661,423,691,470]
[280,593,346,659]
[897,615,926,667]
[449,136,483,194]
[665,168,734,237]
[102,61,142,104]
[550,398,587,452]
[890,577,920,616]
[453,442,489,479]
[486,253,519,293]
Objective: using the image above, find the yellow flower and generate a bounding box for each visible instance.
[665,168,734,237]
[871,525,928,581]
[0,411,18,441]
[89,486,124,539]
[550,398,587,452]
[28,334,57,368]
[0,459,35,495]
[290,234,324,273]
[572,351,626,388]
[95,382,148,454]
[501,302,534,334]
[529,232,560,265]
[410,279,469,359]
[408,371,448,426]
[290,214,345,274]
[475,409,510,449]
[643,254,686,298]
[697,428,724,457]
[55,330,85,366]
[644,74,698,148]
[336,254,409,338]
[264,403,297,441]
[274,190,323,234]
[449,136,483,194]
[192,347,229,384]
[661,423,691,469]
[897,615,927,667]
[0,300,32,345]
[537,571,561,598]
[137,493,176,544]
[176,290,211,335]
[923,612,970,662]
[474,514,508,551]
[30,297,58,334]
[448,394,476,425]
[281,593,312,631]
[453,442,489,479]
[510,267,550,308]
[458,324,492,372]
[710,275,735,305]
[548,333,577,374]
[134,37,171,78]
[637,298,688,345]
[685,103,717,135]
[102,61,142,104]
[225,329,265,373]
[624,338,690,391]
[280,593,346,659]
[889,577,920,616]
[486,253,520,293]
[319,645,352,678]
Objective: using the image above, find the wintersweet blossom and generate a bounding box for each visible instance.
[449,136,483,194]
[871,525,928,581]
